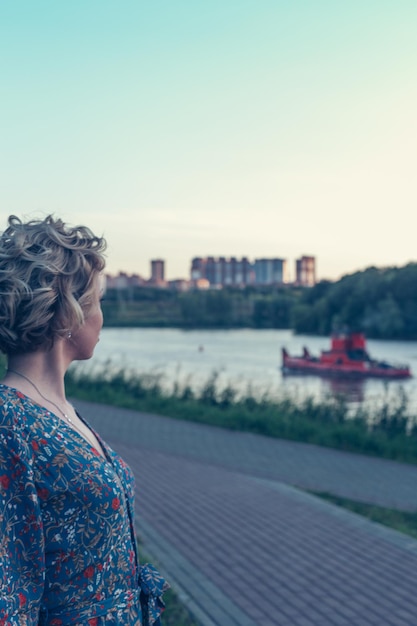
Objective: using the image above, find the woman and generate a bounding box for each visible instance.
[0,215,168,625]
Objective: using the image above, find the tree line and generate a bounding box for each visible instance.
[101,262,417,339]
[292,263,417,339]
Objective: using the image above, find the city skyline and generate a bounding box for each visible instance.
[108,253,316,286]
[1,2,416,282]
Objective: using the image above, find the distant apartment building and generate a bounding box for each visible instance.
[150,259,166,285]
[295,256,316,286]
[191,256,252,287]
[253,258,288,285]
[191,256,288,287]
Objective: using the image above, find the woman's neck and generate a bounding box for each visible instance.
[4,342,69,402]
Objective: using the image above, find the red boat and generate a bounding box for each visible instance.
[282,332,411,379]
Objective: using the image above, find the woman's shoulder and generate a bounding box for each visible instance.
[0,383,30,420]
[0,386,51,477]
[0,384,39,450]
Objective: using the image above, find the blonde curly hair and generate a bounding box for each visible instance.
[0,215,106,355]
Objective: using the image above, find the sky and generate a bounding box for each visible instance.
[1,1,416,282]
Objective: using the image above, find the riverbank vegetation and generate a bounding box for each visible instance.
[65,365,417,465]
[102,262,417,339]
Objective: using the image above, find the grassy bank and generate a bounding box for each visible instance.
[65,365,417,465]
[311,492,417,540]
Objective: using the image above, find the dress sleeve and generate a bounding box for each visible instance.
[0,424,45,625]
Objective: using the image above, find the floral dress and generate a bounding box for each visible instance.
[0,385,168,625]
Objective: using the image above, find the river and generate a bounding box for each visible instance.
[82,328,417,411]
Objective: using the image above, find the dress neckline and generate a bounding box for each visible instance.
[0,383,108,461]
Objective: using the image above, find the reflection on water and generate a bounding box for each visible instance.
[282,372,366,403]
[323,377,366,403]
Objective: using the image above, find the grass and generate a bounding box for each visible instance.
[310,491,417,540]
[137,545,200,626]
[161,588,200,626]
[64,364,417,465]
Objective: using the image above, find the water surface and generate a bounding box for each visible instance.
[85,328,417,410]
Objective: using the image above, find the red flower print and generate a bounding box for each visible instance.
[31,440,39,451]
[88,619,98,626]
[18,592,26,607]
[50,620,63,625]
[16,391,25,399]
[0,475,10,490]
[84,565,95,578]
[37,487,49,501]
[111,497,120,510]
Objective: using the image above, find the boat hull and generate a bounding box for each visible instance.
[282,358,411,379]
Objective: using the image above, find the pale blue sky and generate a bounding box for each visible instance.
[1,1,416,281]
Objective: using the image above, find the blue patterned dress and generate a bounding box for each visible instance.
[0,385,168,625]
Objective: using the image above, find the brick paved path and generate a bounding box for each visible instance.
[75,400,417,626]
